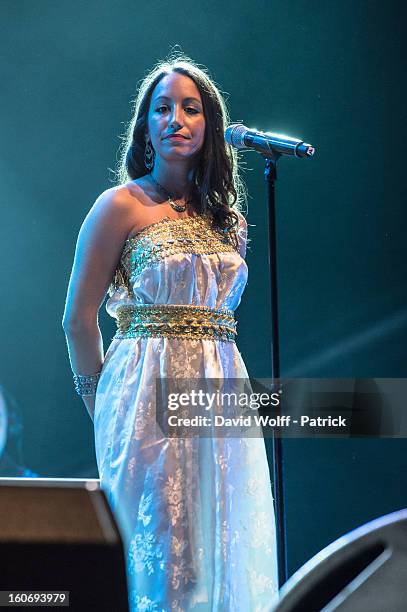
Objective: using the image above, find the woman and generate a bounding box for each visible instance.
[63,55,278,611]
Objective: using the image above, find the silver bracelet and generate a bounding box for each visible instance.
[73,371,101,396]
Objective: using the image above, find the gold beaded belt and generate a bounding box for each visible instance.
[115,304,237,342]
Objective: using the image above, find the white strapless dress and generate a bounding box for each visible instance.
[94,214,279,611]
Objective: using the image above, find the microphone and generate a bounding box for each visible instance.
[225,123,315,158]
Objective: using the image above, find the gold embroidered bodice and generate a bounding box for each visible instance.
[109,214,239,296]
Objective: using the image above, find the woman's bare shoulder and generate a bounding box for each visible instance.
[233,208,247,230]
[91,182,143,213]
[74,185,141,253]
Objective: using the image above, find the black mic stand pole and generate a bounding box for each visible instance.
[264,152,288,587]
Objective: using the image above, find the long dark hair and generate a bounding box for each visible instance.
[116,52,246,239]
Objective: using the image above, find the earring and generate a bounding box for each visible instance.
[144,140,155,170]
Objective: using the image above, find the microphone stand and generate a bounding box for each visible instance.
[264,152,288,587]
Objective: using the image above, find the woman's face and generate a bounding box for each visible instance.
[147,72,206,166]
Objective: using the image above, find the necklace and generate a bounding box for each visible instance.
[149,174,189,213]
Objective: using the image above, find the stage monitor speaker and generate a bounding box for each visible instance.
[272,508,407,612]
[0,478,129,611]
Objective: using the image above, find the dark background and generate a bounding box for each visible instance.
[1,0,406,578]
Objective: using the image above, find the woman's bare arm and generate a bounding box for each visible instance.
[62,187,138,421]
